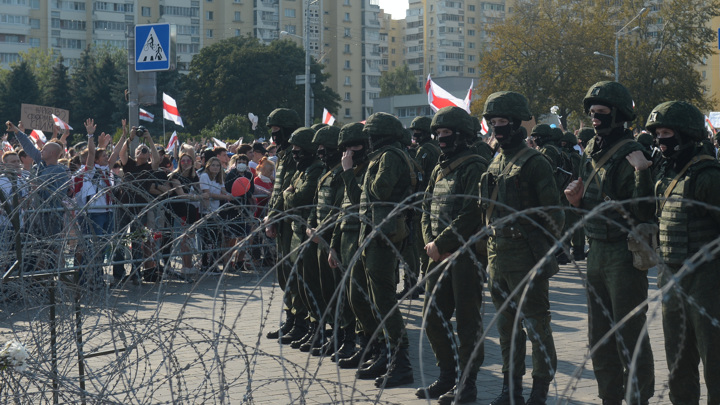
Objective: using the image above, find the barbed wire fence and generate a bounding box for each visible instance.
[0,173,715,404]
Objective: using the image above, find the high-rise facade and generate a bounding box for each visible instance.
[0,0,382,123]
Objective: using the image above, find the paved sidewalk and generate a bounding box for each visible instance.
[0,261,706,404]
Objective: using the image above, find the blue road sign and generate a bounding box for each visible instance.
[135,23,170,72]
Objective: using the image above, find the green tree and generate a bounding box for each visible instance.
[70,47,96,131]
[379,64,420,97]
[182,35,340,133]
[46,56,72,111]
[0,61,41,122]
[200,114,254,144]
[17,48,58,101]
[473,0,720,129]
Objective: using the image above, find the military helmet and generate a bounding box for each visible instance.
[636,132,654,148]
[645,100,706,141]
[578,128,595,144]
[409,116,432,133]
[338,122,367,147]
[288,127,317,152]
[311,123,328,132]
[563,131,578,146]
[482,91,532,122]
[401,128,413,146]
[551,127,564,143]
[312,125,340,148]
[583,81,636,121]
[530,124,553,138]
[431,106,475,138]
[363,112,404,140]
[266,108,301,129]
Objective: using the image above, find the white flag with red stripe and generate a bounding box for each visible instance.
[139,108,155,122]
[322,108,336,126]
[705,115,716,134]
[2,141,13,152]
[480,118,490,135]
[30,129,46,147]
[166,131,178,151]
[425,75,473,113]
[52,114,73,131]
[163,93,184,127]
[212,137,227,149]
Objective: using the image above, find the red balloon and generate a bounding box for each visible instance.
[232,176,251,197]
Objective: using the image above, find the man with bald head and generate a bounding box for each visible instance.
[6,120,71,268]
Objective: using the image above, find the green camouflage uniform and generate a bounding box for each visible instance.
[579,134,655,403]
[359,142,412,349]
[409,138,441,280]
[480,141,563,382]
[422,148,487,375]
[647,101,720,405]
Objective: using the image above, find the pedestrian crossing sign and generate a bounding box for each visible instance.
[135,23,171,72]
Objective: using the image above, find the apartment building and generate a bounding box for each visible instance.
[0,0,382,123]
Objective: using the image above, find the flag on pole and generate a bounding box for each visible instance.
[52,114,73,131]
[166,131,178,151]
[139,108,155,122]
[30,129,46,147]
[322,108,336,126]
[163,93,184,127]
[212,137,227,148]
[705,115,716,134]
[425,75,473,113]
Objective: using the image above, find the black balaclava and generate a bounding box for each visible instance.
[412,130,432,145]
[342,141,369,166]
[317,146,341,167]
[291,147,315,170]
[492,118,524,149]
[657,129,694,170]
[272,127,292,151]
[368,133,394,152]
[437,129,467,157]
[591,105,626,150]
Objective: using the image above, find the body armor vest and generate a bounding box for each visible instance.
[656,159,720,266]
[582,140,642,241]
[269,149,296,214]
[288,160,324,234]
[482,147,544,232]
[431,154,486,237]
[339,165,367,232]
[315,163,344,236]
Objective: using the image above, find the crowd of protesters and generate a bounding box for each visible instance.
[1,118,276,288]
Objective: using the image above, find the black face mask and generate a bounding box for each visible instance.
[493,123,523,149]
[657,135,680,159]
[272,129,288,150]
[319,148,340,165]
[350,147,368,165]
[591,112,613,132]
[438,132,461,155]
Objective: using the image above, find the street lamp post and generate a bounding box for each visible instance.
[593,7,648,82]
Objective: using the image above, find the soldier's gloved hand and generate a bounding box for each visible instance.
[564,177,584,208]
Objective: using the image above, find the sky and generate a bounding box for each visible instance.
[377,0,409,19]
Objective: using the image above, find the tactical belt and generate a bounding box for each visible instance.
[490,225,524,239]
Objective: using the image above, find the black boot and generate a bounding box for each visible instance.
[279,317,308,345]
[525,378,550,405]
[555,250,570,265]
[601,400,622,405]
[330,328,357,361]
[292,322,316,349]
[300,322,325,352]
[356,343,388,380]
[374,346,413,388]
[490,373,524,405]
[437,371,477,404]
[572,247,585,261]
[337,334,368,368]
[266,311,295,339]
[415,368,456,399]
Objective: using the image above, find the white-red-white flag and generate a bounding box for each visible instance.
[139,108,155,122]
[705,115,716,134]
[480,118,490,135]
[322,108,336,126]
[52,114,73,131]
[166,131,178,151]
[425,75,473,113]
[163,93,184,127]
[30,129,46,147]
